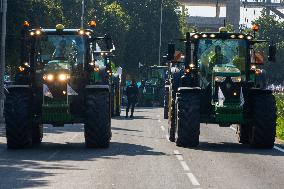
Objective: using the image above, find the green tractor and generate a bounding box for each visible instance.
[167,27,277,148]
[5,22,115,149]
[139,65,167,106]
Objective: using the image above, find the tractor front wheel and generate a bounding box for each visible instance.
[84,91,111,148]
[5,91,33,149]
[176,89,200,147]
[249,90,276,149]
[32,123,43,144]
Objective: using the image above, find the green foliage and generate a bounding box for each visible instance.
[275,95,284,140]
[6,0,182,78]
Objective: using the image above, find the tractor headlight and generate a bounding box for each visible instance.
[231,76,242,83]
[43,74,54,81]
[215,76,226,82]
[58,73,70,81]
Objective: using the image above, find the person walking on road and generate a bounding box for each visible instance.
[126,79,139,118]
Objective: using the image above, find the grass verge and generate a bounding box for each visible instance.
[275,94,284,140]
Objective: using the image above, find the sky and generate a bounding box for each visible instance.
[186,6,284,25]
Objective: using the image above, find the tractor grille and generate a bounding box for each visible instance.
[215,77,241,103]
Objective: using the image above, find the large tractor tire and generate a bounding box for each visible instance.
[176,88,200,147]
[168,90,176,142]
[32,123,43,144]
[84,91,111,148]
[5,91,33,149]
[164,86,169,119]
[249,90,276,149]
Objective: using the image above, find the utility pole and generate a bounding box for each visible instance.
[0,0,7,121]
[158,0,163,66]
[81,0,85,28]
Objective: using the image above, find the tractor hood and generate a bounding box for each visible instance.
[212,65,240,77]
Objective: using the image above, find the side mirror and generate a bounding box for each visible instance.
[105,34,113,51]
[167,43,175,61]
[250,49,264,65]
[268,44,276,62]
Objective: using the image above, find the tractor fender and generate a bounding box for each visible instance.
[6,85,31,93]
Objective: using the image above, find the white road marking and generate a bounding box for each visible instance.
[173,150,180,155]
[158,119,161,123]
[180,161,190,171]
[176,154,183,161]
[186,173,200,186]
[166,134,170,142]
[160,126,165,131]
[229,127,284,153]
[230,126,237,131]
[70,134,78,141]
[156,115,160,118]
[274,145,284,153]
[47,150,60,160]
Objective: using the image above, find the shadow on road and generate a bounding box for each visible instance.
[112,127,142,132]
[0,140,165,188]
[190,141,284,156]
[112,115,150,120]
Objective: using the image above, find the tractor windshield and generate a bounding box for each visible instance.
[197,39,247,73]
[35,35,86,72]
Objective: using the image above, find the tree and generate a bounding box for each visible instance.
[251,11,284,83]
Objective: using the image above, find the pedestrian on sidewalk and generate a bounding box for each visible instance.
[126,79,139,118]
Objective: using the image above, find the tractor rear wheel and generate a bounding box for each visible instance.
[5,91,33,149]
[84,91,111,148]
[176,89,200,147]
[32,123,43,144]
[249,90,276,149]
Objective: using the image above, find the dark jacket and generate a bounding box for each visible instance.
[126,84,139,102]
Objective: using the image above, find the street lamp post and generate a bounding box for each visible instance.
[158,0,163,66]
[81,0,85,28]
[0,0,7,121]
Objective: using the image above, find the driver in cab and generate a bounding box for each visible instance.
[210,45,229,65]
[53,39,67,60]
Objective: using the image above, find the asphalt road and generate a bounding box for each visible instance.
[0,108,284,189]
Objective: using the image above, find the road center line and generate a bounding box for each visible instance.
[173,150,180,155]
[165,134,170,142]
[176,154,183,161]
[47,150,60,160]
[70,134,78,141]
[230,126,237,131]
[180,161,190,171]
[186,173,200,186]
